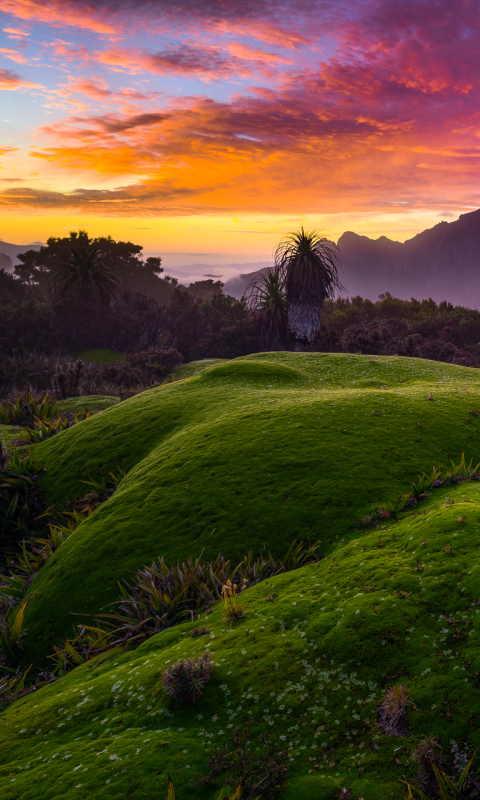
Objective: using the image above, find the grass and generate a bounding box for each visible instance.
[19,352,480,665]
[1,479,480,797]
[59,396,120,414]
[74,349,125,364]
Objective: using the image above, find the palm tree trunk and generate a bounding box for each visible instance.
[288,300,323,346]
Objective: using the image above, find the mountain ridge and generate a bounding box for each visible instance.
[338,208,480,306]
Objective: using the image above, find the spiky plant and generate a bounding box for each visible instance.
[274,227,343,349]
[0,388,60,428]
[245,267,288,351]
[161,655,213,704]
[48,242,122,305]
[222,579,247,623]
[378,683,409,736]
[411,736,443,795]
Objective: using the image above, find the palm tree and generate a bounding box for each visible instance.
[245,267,288,351]
[48,242,122,305]
[275,227,343,349]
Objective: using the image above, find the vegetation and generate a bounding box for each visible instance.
[47,240,122,305]
[161,655,213,704]
[1,474,480,797]
[274,227,343,349]
[245,268,288,351]
[4,224,480,798]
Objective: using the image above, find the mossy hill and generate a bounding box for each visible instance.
[2,480,480,799]
[21,353,480,665]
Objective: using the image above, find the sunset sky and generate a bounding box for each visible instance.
[1,0,480,273]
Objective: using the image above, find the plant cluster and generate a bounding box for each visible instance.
[377,683,409,736]
[192,720,289,799]
[362,455,480,526]
[0,539,320,685]
[0,388,60,428]
[161,654,213,704]
[315,293,480,366]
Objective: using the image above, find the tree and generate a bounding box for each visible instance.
[48,240,122,305]
[187,279,224,300]
[144,256,163,276]
[275,227,344,349]
[15,230,174,303]
[244,267,288,351]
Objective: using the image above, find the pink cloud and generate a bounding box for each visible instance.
[0,67,43,89]
[0,48,29,64]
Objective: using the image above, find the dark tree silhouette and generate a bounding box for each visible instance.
[275,227,343,349]
[245,267,288,351]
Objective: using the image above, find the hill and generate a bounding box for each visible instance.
[0,240,42,273]
[1,473,480,799]
[18,352,480,667]
[338,209,480,306]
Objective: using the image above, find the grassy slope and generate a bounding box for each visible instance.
[22,353,480,665]
[1,481,480,799]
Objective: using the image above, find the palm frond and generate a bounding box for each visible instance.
[274,227,344,343]
[48,243,123,304]
[244,267,288,351]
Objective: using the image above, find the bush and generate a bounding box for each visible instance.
[161,655,213,704]
[192,720,289,799]
[0,389,60,428]
[125,348,183,374]
[52,360,85,399]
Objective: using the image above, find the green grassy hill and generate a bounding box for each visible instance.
[21,353,480,665]
[1,479,480,799]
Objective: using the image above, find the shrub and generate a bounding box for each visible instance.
[0,388,60,428]
[411,735,444,795]
[52,360,85,399]
[192,720,289,799]
[377,683,409,736]
[0,450,46,547]
[221,579,247,623]
[161,654,213,704]
[125,347,183,374]
[20,410,90,443]
[106,541,320,643]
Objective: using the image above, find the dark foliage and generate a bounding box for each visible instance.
[52,360,85,399]
[187,279,224,300]
[245,268,288,351]
[0,450,46,549]
[0,388,60,427]
[411,735,444,795]
[161,655,213,704]
[4,226,480,385]
[192,720,289,799]
[275,227,343,346]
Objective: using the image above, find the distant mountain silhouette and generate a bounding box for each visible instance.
[338,209,480,307]
[222,211,480,308]
[0,240,42,273]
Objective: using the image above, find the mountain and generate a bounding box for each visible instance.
[221,210,480,308]
[0,239,42,273]
[338,208,480,306]
[222,264,272,298]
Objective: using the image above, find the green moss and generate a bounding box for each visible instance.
[2,483,480,798]
[74,349,125,363]
[21,353,480,666]
[60,396,120,414]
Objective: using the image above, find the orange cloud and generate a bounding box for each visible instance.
[0,67,43,89]
[0,0,116,34]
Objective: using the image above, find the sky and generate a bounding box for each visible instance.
[1,0,480,275]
